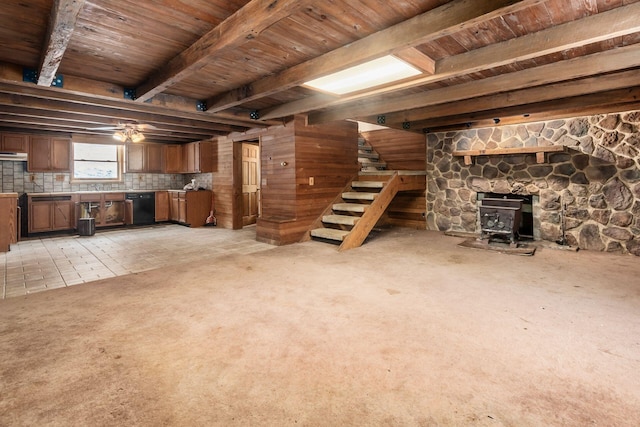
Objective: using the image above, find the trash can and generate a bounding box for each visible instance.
[78,217,95,236]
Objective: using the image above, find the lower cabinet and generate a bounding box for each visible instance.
[0,193,18,252]
[155,191,170,222]
[28,195,76,234]
[77,193,126,227]
[168,190,211,227]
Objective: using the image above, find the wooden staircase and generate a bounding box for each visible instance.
[358,136,387,171]
[310,171,425,251]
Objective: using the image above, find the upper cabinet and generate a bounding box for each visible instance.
[27,136,70,172]
[1,133,28,153]
[125,143,164,173]
[182,141,213,173]
[126,141,213,174]
[164,144,183,173]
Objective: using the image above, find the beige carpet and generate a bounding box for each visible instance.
[1,229,639,426]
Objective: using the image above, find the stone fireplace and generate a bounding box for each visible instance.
[426,110,640,256]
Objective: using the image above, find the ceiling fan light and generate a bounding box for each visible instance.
[113,131,127,142]
[130,131,145,143]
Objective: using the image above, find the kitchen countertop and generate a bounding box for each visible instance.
[27,190,163,197]
[25,189,210,197]
[0,192,18,198]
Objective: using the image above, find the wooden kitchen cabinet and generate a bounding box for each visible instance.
[155,191,169,222]
[77,192,125,227]
[1,133,28,152]
[126,143,164,173]
[163,144,183,173]
[0,193,18,252]
[182,141,213,173]
[28,136,70,172]
[146,144,163,173]
[126,144,145,172]
[28,194,76,234]
[168,190,211,227]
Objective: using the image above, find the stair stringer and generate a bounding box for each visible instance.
[339,172,400,251]
[300,173,361,243]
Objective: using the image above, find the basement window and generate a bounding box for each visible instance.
[72,142,123,182]
[304,55,421,95]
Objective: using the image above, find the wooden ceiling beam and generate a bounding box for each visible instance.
[394,48,436,75]
[0,105,222,136]
[267,2,640,121]
[0,93,244,137]
[406,87,640,133]
[37,0,85,87]
[205,0,545,113]
[0,114,216,141]
[365,69,640,127]
[134,0,312,102]
[0,61,270,128]
[308,44,640,125]
[0,80,249,133]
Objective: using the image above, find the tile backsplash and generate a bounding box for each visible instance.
[0,161,213,193]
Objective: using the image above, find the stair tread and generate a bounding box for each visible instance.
[322,214,360,226]
[359,157,385,164]
[358,152,378,159]
[311,228,350,241]
[333,203,368,212]
[352,181,385,188]
[342,192,377,200]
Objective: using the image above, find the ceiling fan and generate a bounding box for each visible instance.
[89,122,157,143]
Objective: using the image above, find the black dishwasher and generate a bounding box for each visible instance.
[125,192,156,225]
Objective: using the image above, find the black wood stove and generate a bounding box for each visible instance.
[479,197,523,247]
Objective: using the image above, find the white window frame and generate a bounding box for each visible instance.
[71,141,124,183]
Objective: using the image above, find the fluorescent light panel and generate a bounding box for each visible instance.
[304,55,421,95]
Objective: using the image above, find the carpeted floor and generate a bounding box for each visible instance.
[1,228,639,426]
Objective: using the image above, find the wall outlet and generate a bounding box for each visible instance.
[55,175,65,182]
[29,174,35,182]
[308,177,314,186]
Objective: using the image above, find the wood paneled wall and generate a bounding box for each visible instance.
[212,117,358,242]
[257,117,359,245]
[211,136,241,229]
[362,128,427,229]
[259,124,297,220]
[294,117,359,220]
[361,129,426,170]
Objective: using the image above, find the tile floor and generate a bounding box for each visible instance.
[1,224,275,299]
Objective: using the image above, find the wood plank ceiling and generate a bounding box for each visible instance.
[0,0,638,143]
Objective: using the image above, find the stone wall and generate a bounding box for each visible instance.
[426,110,640,256]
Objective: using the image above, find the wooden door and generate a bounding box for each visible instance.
[1,133,28,152]
[178,196,187,223]
[155,191,169,222]
[51,138,70,171]
[183,143,197,173]
[29,202,54,233]
[126,144,145,172]
[241,143,260,226]
[163,145,182,173]
[28,137,51,171]
[145,144,163,173]
[170,193,180,221]
[53,201,75,230]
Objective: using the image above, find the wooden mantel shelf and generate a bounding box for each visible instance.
[453,145,567,165]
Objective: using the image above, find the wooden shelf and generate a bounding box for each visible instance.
[453,145,567,165]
